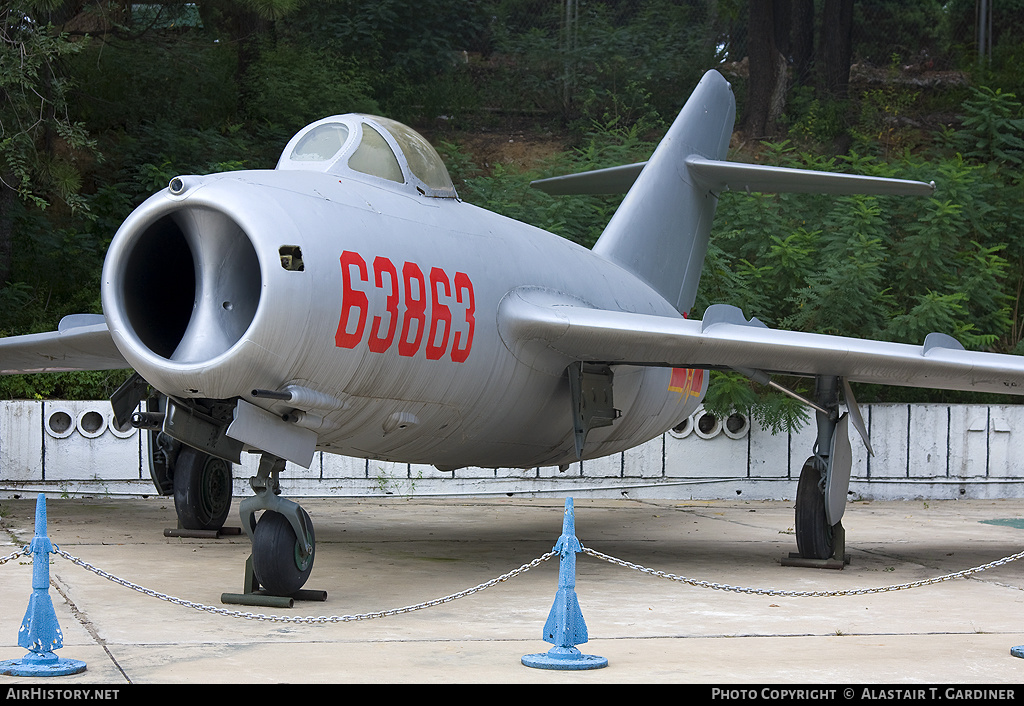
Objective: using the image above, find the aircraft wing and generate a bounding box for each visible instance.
[0,316,129,374]
[499,292,1024,396]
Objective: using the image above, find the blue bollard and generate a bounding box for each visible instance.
[522,498,607,670]
[0,494,86,677]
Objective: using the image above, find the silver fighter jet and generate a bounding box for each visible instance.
[2,70,1017,594]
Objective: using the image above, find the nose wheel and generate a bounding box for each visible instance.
[252,508,315,596]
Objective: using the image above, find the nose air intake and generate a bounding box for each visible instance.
[118,206,261,363]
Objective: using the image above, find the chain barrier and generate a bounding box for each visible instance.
[3,542,1021,623]
[0,549,25,566]
[52,547,556,624]
[581,546,1024,597]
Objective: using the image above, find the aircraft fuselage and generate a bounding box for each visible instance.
[101,168,705,469]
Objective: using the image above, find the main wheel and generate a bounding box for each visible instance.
[172,446,233,531]
[252,509,315,596]
[795,457,834,560]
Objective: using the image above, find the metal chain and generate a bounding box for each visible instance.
[52,548,556,624]
[3,539,1018,622]
[581,545,1024,597]
[0,549,25,566]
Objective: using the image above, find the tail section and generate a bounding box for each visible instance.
[592,70,734,316]
[532,69,934,317]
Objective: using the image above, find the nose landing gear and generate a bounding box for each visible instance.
[225,453,325,604]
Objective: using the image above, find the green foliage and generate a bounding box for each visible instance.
[70,32,238,133]
[244,43,380,133]
[457,117,654,248]
[852,0,950,67]
[849,60,924,158]
[0,369,133,401]
[492,0,718,128]
[702,371,809,435]
[787,87,850,145]
[0,2,95,213]
[291,0,489,79]
[956,87,1024,165]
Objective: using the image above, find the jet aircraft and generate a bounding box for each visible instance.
[3,70,1023,596]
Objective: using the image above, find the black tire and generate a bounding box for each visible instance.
[252,509,315,596]
[795,457,834,560]
[172,446,233,531]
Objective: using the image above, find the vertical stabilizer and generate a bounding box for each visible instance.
[592,70,735,315]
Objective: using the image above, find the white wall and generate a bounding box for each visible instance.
[2,400,1024,500]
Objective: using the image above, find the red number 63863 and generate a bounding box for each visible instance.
[335,251,475,362]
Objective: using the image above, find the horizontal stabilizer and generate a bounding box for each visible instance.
[531,163,645,195]
[685,157,936,196]
[0,319,128,374]
[531,158,934,197]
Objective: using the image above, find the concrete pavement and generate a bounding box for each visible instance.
[2,495,1024,684]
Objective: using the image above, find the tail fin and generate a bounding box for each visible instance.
[532,69,934,317]
[580,70,735,316]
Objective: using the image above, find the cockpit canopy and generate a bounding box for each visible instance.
[277,114,457,199]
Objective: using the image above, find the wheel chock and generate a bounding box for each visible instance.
[0,495,87,677]
[781,522,850,570]
[220,555,327,608]
[522,498,607,670]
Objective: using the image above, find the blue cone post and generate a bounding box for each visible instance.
[522,498,607,670]
[0,494,86,677]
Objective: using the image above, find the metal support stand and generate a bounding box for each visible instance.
[0,495,87,677]
[164,527,242,539]
[522,498,607,670]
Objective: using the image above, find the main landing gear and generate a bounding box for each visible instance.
[144,396,233,533]
[172,446,233,531]
[784,375,854,569]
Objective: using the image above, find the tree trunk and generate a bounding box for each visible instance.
[820,0,854,99]
[742,0,789,138]
[791,0,815,87]
[0,185,15,288]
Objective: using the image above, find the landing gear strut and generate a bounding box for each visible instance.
[232,453,323,600]
[784,376,852,569]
